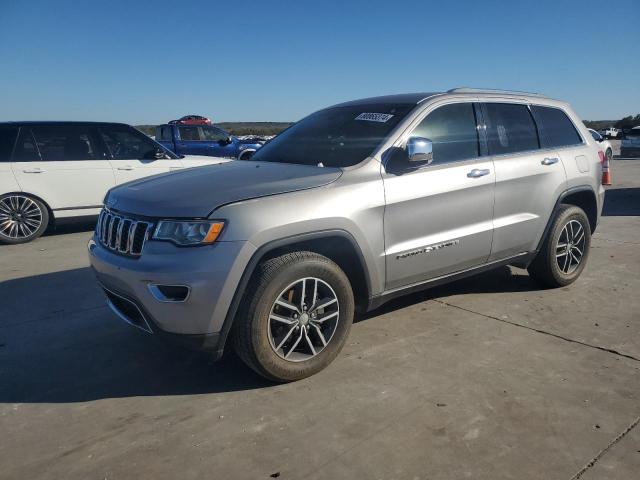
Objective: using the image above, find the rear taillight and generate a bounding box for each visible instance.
[598,150,605,165]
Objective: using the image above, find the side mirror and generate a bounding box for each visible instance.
[218,137,232,146]
[407,137,434,163]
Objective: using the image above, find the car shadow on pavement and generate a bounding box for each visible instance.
[360,265,536,320]
[603,188,640,216]
[44,219,98,237]
[0,267,271,404]
[0,264,537,404]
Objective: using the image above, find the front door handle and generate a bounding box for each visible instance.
[467,168,490,178]
[22,168,46,173]
[117,166,134,171]
[541,157,559,165]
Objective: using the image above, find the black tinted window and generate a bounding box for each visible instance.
[484,103,539,155]
[531,106,582,148]
[200,127,228,142]
[252,103,414,167]
[161,126,173,141]
[178,126,201,141]
[30,125,103,161]
[101,125,172,160]
[0,126,18,162]
[12,129,40,162]
[412,103,479,164]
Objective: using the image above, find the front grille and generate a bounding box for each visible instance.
[96,208,152,257]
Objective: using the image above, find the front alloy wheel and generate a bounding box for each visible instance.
[268,277,340,362]
[233,251,354,382]
[0,194,49,244]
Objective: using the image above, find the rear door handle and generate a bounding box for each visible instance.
[22,168,45,173]
[467,168,490,178]
[541,157,559,165]
[117,166,134,171]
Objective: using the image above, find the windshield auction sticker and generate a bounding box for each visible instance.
[355,113,394,123]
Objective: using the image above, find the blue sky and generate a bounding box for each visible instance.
[1,0,638,124]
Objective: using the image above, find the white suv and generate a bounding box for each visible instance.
[0,122,230,244]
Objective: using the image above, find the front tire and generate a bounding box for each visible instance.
[527,205,591,288]
[233,251,354,382]
[0,194,49,245]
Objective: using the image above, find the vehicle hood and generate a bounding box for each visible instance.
[105,161,342,218]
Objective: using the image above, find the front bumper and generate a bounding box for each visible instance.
[88,235,256,349]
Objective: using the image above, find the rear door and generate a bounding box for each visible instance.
[482,102,567,261]
[100,124,183,184]
[10,124,115,211]
[382,101,495,290]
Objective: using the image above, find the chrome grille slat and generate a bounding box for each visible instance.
[95,208,151,257]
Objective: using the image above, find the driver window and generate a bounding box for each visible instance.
[412,103,480,164]
[200,127,228,142]
[100,126,159,160]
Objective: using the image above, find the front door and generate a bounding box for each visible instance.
[100,124,182,184]
[10,125,115,211]
[382,101,495,290]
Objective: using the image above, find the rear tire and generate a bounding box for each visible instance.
[0,194,49,245]
[527,205,591,288]
[233,251,354,382]
[606,148,613,162]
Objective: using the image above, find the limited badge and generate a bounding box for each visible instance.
[355,113,394,123]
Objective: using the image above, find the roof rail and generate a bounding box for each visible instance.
[447,87,548,98]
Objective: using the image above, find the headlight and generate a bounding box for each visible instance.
[153,220,224,246]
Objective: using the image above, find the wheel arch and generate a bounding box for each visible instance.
[215,230,372,359]
[560,186,598,233]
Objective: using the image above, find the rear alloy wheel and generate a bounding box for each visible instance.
[0,194,49,245]
[528,204,591,288]
[233,251,354,382]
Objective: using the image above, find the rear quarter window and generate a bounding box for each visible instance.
[531,106,582,148]
[0,126,18,162]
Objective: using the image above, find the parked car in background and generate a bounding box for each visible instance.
[169,115,212,125]
[89,88,605,382]
[621,126,640,158]
[588,128,613,161]
[156,120,263,160]
[599,127,621,139]
[0,122,230,244]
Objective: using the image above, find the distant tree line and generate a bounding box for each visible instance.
[584,114,640,131]
[135,122,292,137]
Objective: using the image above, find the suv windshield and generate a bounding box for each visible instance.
[252,103,415,167]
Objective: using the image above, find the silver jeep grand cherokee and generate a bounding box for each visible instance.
[89,88,605,382]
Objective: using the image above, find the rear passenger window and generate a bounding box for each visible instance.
[12,129,40,162]
[0,126,18,162]
[30,125,103,161]
[531,106,582,148]
[484,103,539,155]
[411,102,479,164]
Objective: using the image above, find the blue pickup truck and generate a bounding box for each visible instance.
[155,120,264,160]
